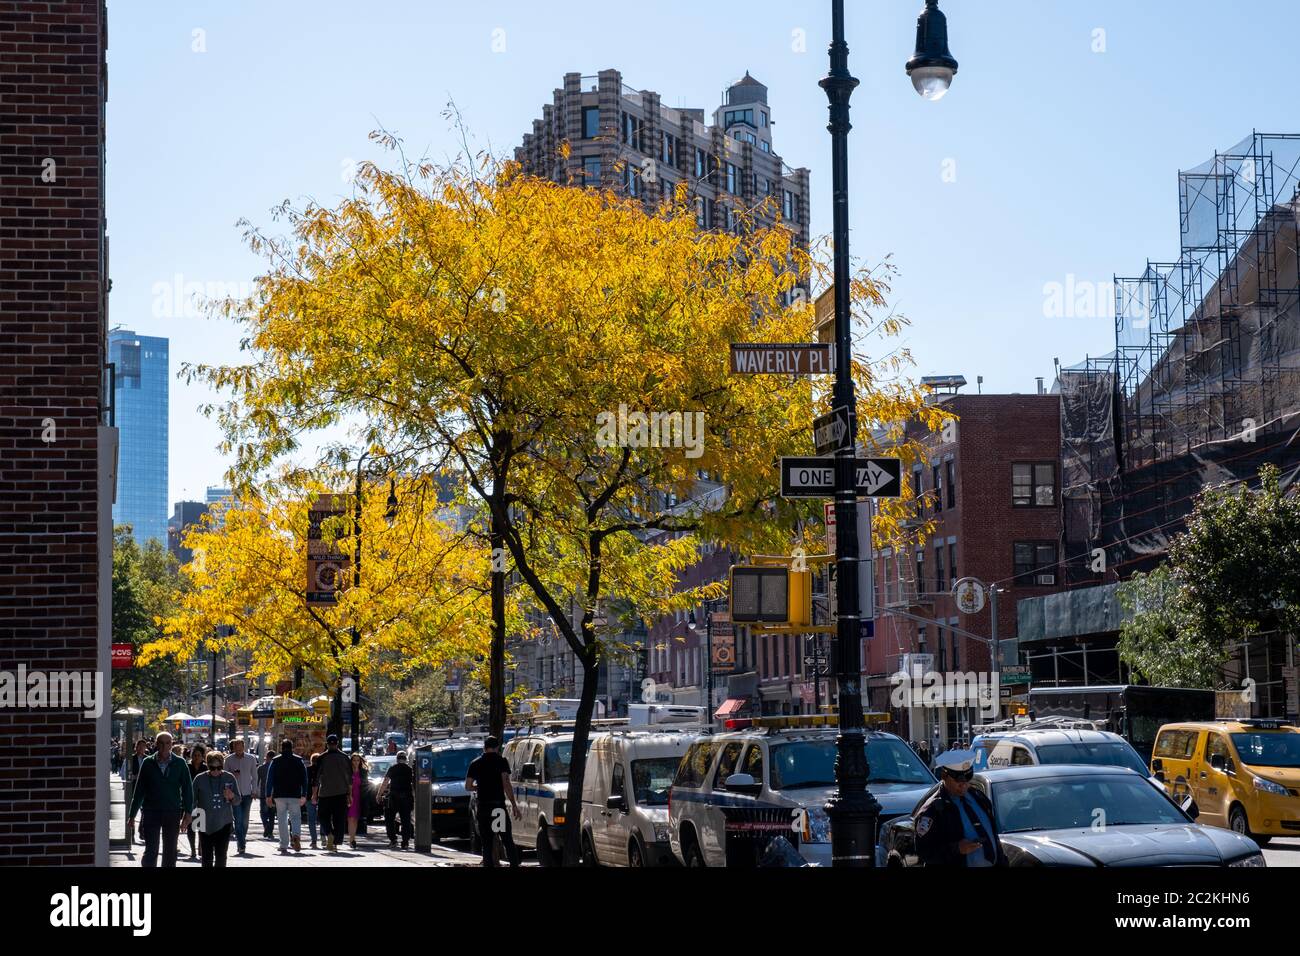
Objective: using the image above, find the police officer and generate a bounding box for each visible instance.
[914,750,1006,867]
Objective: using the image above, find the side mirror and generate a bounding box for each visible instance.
[1180,795,1200,820]
[725,772,762,796]
[606,794,627,812]
[521,762,538,780]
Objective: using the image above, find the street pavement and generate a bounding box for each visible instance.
[108,775,525,868]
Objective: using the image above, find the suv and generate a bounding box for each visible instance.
[499,730,594,865]
[971,728,1151,778]
[1151,718,1300,844]
[580,729,702,867]
[420,739,481,841]
[668,718,936,867]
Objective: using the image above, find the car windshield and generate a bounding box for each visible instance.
[1034,742,1149,775]
[368,758,396,777]
[431,748,477,781]
[544,740,593,782]
[1231,732,1300,768]
[631,758,680,807]
[769,738,933,790]
[991,775,1186,833]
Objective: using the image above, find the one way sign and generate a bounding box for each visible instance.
[780,457,902,499]
[812,406,853,456]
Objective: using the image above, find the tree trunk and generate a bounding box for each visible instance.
[561,645,600,865]
[488,487,507,740]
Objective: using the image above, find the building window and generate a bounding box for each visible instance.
[911,467,922,502]
[760,140,770,153]
[695,148,705,179]
[734,130,757,145]
[932,464,942,513]
[882,549,894,605]
[661,131,673,164]
[695,197,706,227]
[726,163,738,194]
[934,542,946,593]
[624,161,639,196]
[782,190,795,221]
[1013,541,1058,585]
[948,541,957,583]
[583,106,600,140]
[946,460,956,509]
[724,108,755,128]
[761,110,769,127]
[950,624,960,670]
[915,548,925,593]
[1012,463,1056,507]
[582,156,601,183]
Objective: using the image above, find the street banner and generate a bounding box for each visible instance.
[306,492,349,606]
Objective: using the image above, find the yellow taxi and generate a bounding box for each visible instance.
[1150,718,1300,844]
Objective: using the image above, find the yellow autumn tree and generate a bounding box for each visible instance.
[149,469,505,728]
[186,134,946,860]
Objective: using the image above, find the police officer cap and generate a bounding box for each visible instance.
[934,749,976,772]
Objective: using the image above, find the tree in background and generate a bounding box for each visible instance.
[111,526,185,718]
[1119,465,1300,687]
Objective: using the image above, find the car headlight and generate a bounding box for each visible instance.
[803,806,831,844]
[1253,775,1289,795]
[1229,854,1266,867]
[652,822,670,843]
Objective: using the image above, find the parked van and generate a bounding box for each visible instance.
[580,730,701,866]
[1151,718,1300,844]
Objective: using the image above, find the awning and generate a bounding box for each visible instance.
[714,698,747,718]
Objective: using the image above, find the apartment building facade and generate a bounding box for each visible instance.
[867,387,1062,748]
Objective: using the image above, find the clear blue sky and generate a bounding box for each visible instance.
[105,0,1300,507]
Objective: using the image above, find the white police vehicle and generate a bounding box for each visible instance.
[668,715,936,867]
[502,728,595,866]
[971,726,1153,780]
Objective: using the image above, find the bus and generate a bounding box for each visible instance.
[1026,685,1215,762]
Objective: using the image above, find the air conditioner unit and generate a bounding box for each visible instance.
[1035,574,1056,586]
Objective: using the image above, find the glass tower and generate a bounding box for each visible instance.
[109,329,169,545]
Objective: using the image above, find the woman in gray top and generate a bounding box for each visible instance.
[192,751,240,867]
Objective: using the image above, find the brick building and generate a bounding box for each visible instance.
[0,0,112,864]
[867,383,1062,748]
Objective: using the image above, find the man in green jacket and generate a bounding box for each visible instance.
[126,731,194,868]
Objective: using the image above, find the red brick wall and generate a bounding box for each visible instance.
[869,394,1062,678]
[0,0,107,865]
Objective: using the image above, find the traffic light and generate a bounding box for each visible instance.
[730,566,812,626]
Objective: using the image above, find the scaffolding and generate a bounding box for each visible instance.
[1061,132,1300,582]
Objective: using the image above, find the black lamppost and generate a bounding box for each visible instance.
[820,0,957,867]
[341,454,400,753]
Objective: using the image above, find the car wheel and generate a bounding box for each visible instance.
[683,832,706,868]
[1229,805,1271,846]
[536,825,558,867]
[581,831,600,867]
[628,837,646,868]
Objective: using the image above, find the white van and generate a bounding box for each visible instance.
[628,704,706,727]
[580,730,702,867]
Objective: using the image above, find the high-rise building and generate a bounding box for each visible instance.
[109,328,169,544]
[168,500,210,565]
[516,69,811,277]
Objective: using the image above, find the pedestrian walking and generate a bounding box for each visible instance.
[313,734,352,853]
[185,743,208,861]
[192,750,239,868]
[305,752,320,849]
[917,739,932,768]
[224,737,258,855]
[124,738,149,845]
[126,731,194,869]
[377,751,414,849]
[266,738,310,854]
[914,750,1006,868]
[345,752,368,850]
[256,748,276,839]
[465,736,521,867]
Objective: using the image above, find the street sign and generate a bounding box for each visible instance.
[953,577,986,614]
[824,502,836,553]
[812,405,853,456]
[111,643,133,669]
[1001,665,1031,686]
[779,457,902,499]
[730,343,833,376]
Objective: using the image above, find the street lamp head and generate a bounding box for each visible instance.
[384,480,398,527]
[687,609,698,631]
[906,0,958,101]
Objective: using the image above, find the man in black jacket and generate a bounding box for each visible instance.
[377,751,414,849]
[914,750,1007,867]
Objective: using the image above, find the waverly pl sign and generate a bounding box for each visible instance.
[730,343,833,376]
